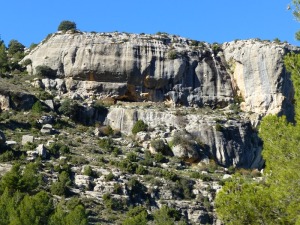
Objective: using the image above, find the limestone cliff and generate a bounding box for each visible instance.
[106,106,263,168]
[21,32,299,168]
[23,32,297,117]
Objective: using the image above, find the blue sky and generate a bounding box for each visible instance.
[0,0,298,47]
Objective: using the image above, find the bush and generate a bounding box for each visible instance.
[98,138,113,152]
[122,206,148,225]
[126,152,138,162]
[35,65,56,78]
[22,58,32,67]
[8,39,25,56]
[153,205,181,225]
[48,142,70,158]
[167,50,177,59]
[58,20,77,31]
[215,123,223,132]
[58,99,79,119]
[31,101,46,114]
[150,139,172,156]
[83,165,93,176]
[105,172,115,181]
[132,120,148,135]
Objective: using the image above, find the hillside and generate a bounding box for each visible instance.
[0,31,298,224]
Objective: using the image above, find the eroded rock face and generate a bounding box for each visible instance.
[106,107,262,168]
[23,32,297,116]
[222,40,296,117]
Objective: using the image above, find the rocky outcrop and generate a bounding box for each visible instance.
[222,40,295,117]
[0,81,37,111]
[23,32,297,117]
[106,106,262,168]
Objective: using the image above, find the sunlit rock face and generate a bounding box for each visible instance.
[22,32,299,168]
[24,32,297,116]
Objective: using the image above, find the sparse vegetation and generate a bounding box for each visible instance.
[132,120,148,135]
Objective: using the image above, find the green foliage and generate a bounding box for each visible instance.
[167,50,178,60]
[215,123,223,132]
[35,65,56,78]
[31,101,45,114]
[212,43,221,54]
[153,205,181,225]
[98,137,113,151]
[104,172,115,181]
[127,177,147,201]
[0,163,41,194]
[8,39,25,56]
[58,99,79,120]
[22,58,32,66]
[190,40,200,46]
[50,171,71,196]
[0,150,15,162]
[48,142,70,158]
[65,205,88,225]
[132,120,148,134]
[29,43,38,51]
[58,20,77,32]
[83,165,93,176]
[49,203,88,225]
[0,42,8,73]
[150,138,172,156]
[17,191,53,225]
[126,152,138,162]
[103,193,125,211]
[122,206,148,225]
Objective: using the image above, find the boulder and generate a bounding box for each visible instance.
[43,100,55,110]
[172,144,200,163]
[40,124,54,134]
[135,132,150,143]
[74,174,92,189]
[5,141,17,146]
[38,115,55,124]
[22,135,34,145]
[36,144,47,159]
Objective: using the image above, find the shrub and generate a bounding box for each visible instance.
[215,123,223,132]
[212,43,221,54]
[154,152,166,163]
[83,165,93,176]
[35,65,56,78]
[8,39,25,56]
[98,138,113,151]
[167,50,177,60]
[48,142,70,158]
[122,206,148,225]
[150,139,172,156]
[153,205,181,225]
[58,99,79,119]
[31,101,45,114]
[22,58,32,67]
[132,120,148,135]
[58,20,77,31]
[126,152,138,162]
[136,165,148,175]
[0,151,14,162]
[105,172,115,181]
[103,193,125,211]
[190,40,199,46]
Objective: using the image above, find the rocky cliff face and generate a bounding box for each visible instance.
[106,106,262,168]
[22,32,299,168]
[24,32,297,117]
